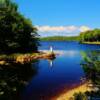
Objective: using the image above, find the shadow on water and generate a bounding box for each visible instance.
[0,60,39,100]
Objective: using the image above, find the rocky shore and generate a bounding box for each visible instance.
[0,51,55,65]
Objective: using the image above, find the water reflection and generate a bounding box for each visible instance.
[48,57,55,68]
[48,59,53,67]
[0,61,39,100]
[41,50,79,57]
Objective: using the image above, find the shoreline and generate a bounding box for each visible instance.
[52,81,92,100]
[82,42,100,45]
[0,51,56,65]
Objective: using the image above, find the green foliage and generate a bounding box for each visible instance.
[74,92,88,100]
[79,29,100,42]
[0,62,38,100]
[73,51,100,99]
[80,51,100,98]
[40,36,79,41]
[0,0,39,53]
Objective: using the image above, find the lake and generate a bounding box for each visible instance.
[20,41,100,100]
[0,41,100,100]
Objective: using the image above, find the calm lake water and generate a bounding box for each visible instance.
[1,41,99,100]
[20,41,100,100]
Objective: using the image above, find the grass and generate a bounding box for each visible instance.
[82,42,100,45]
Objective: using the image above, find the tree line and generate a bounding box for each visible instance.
[0,0,39,54]
[79,29,100,42]
[41,36,79,41]
[41,29,100,42]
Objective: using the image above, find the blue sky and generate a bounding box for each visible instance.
[15,0,100,37]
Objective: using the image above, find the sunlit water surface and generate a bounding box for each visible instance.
[20,41,100,100]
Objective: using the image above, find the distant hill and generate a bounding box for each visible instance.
[40,36,79,41]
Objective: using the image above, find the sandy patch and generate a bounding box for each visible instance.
[52,82,92,100]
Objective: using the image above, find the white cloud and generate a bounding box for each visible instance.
[79,26,90,32]
[36,25,91,37]
[36,25,78,33]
